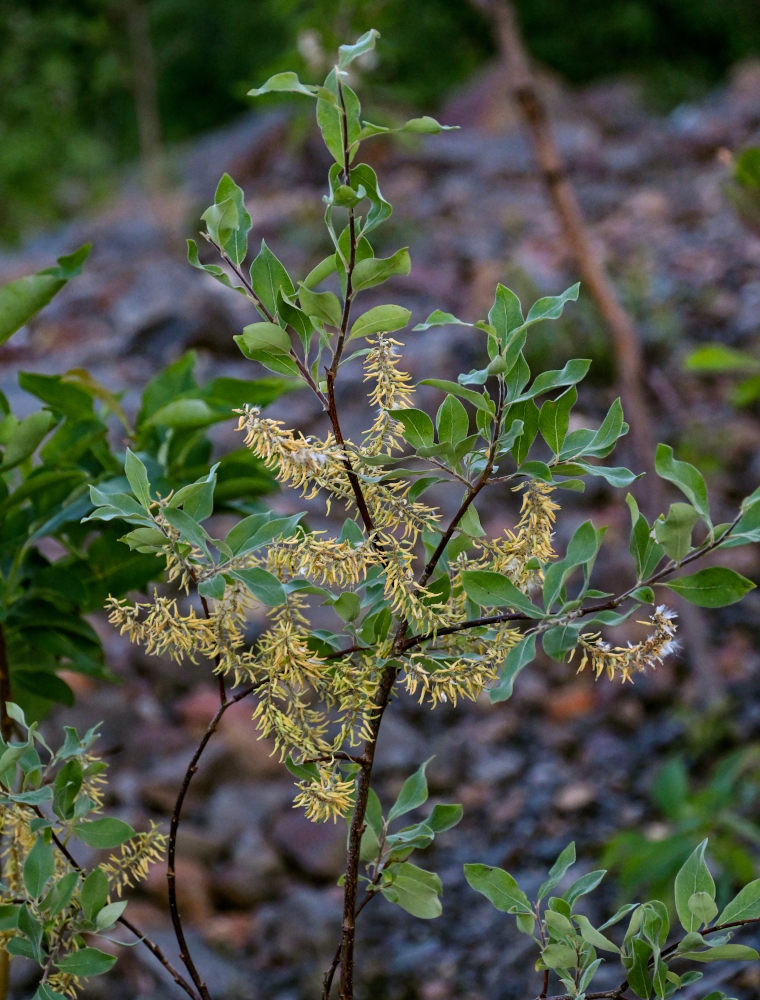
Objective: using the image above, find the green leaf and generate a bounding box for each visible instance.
[655,444,710,525]
[396,115,457,134]
[388,408,434,449]
[73,818,137,849]
[56,946,117,977]
[81,868,109,922]
[625,936,654,998]
[570,461,639,488]
[426,803,463,833]
[201,174,251,267]
[0,246,90,346]
[297,285,343,328]
[541,622,583,662]
[460,570,543,617]
[515,359,591,402]
[236,321,291,355]
[626,494,664,580]
[510,400,540,465]
[653,503,700,562]
[124,449,151,508]
[317,72,361,163]
[349,304,411,341]
[488,284,524,343]
[489,632,537,702]
[234,322,299,377]
[574,913,620,952]
[718,499,760,547]
[538,842,576,901]
[225,512,304,556]
[332,591,361,622]
[381,862,442,919]
[542,520,604,610]
[337,28,380,69]
[718,878,760,923]
[420,379,494,413]
[249,241,295,317]
[42,871,79,917]
[539,385,576,455]
[436,394,469,445]
[351,248,411,291]
[524,283,580,326]
[33,985,68,1000]
[678,943,759,963]
[198,575,226,601]
[665,567,755,607]
[187,239,242,292]
[248,71,323,99]
[358,116,457,144]
[53,759,83,820]
[674,840,715,932]
[387,758,432,823]
[579,398,628,458]
[162,507,211,553]
[688,890,718,926]
[540,943,577,970]
[231,567,287,606]
[412,310,472,332]
[284,757,320,782]
[95,900,128,931]
[1,411,56,470]
[23,837,54,898]
[463,863,532,914]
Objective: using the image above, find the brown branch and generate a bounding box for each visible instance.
[334,389,508,999]
[323,882,381,1000]
[472,0,659,513]
[166,684,256,1000]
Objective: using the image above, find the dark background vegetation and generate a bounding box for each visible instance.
[2,0,760,243]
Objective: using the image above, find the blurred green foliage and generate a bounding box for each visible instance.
[603,750,760,912]
[2,0,759,243]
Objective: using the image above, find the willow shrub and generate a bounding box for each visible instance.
[3,29,760,1000]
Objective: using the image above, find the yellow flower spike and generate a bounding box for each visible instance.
[362,333,415,455]
[476,480,559,592]
[101,822,168,897]
[571,605,679,683]
[292,765,356,823]
[235,406,351,501]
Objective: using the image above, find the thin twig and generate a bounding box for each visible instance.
[166,685,256,1000]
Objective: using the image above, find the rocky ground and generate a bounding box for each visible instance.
[2,56,760,1000]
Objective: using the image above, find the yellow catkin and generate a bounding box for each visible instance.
[235,406,351,501]
[362,333,415,454]
[101,822,168,897]
[476,480,560,590]
[292,764,356,823]
[265,532,380,587]
[570,605,679,683]
[402,652,498,708]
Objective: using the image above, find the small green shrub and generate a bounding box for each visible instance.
[2,30,760,1000]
